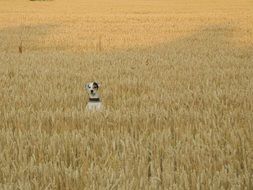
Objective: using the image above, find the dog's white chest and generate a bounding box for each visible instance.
[86,101,102,111]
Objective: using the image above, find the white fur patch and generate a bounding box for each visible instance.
[86,101,102,111]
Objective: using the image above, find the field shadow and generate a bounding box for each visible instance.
[0,23,58,52]
[87,23,253,83]
[109,23,252,63]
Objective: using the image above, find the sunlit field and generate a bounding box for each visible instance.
[0,0,253,189]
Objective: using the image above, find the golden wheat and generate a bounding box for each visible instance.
[0,0,253,189]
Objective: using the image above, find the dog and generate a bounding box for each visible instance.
[85,82,102,111]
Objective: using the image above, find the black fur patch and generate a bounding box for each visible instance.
[93,82,99,89]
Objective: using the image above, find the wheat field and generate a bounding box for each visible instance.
[0,0,253,189]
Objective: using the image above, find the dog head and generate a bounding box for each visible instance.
[85,82,100,97]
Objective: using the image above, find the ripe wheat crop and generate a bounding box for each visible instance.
[0,0,253,189]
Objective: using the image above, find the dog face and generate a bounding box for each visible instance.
[85,82,100,96]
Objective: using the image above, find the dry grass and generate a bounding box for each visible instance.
[0,0,253,189]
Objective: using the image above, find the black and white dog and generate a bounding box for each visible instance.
[85,82,102,111]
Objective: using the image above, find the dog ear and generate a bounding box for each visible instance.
[93,82,100,89]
